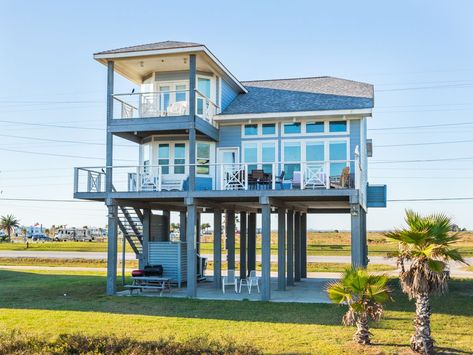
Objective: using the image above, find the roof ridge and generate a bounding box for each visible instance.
[242,76,330,83]
[94,40,203,55]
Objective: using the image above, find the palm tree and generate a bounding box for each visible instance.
[385,210,467,354]
[326,268,392,345]
[0,214,20,242]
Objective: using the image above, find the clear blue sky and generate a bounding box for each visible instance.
[1,1,472,230]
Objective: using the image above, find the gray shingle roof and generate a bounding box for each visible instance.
[222,76,374,115]
[95,41,203,56]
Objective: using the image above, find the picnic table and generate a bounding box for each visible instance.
[125,276,172,295]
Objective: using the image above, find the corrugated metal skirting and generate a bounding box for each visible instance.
[148,242,187,287]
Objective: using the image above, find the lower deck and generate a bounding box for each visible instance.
[118,275,333,303]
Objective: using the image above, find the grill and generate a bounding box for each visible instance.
[143,264,163,277]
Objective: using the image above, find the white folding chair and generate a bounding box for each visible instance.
[222,269,238,293]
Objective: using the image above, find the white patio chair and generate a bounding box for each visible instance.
[292,171,302,189]
[222,269,238,293]
[239,270,260,294]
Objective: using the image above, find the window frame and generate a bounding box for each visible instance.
[241,122,278,138]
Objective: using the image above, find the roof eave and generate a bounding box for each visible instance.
[215,108,373,121]
[93,45,247,94]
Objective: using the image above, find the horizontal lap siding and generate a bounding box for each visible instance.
[217,125,241,148]
[367,185,387,207]
[221,79,239,110]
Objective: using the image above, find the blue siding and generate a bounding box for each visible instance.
[221,79,239,110]
[367,184,387,208]
[217,125,241,148]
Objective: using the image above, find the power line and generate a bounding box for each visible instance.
[369,121,473,131]
[372,156,473,164]
[0,133,135,147]
[377,83,473,92]
[376,139,473,148]
[0,197,94,203]
[0,119,103,131]
[388,197,473,202]
[0,147,135,161]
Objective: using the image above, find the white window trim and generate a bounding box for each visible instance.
[241,140,279,169]
[282,137,350,164]
[196,141,216,177]
[241,122,278,138]
[280,118,350,137]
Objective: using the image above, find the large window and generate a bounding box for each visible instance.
[174,143,186,174]
[329,141,348,176]
[262,142,276,173]
[244,143,258,172]
[142,143,151,172]
[197,77,211,115]
[158,144,170,174]
[197,142,211,175]
[284,122,301,134]
[306,142,324,162]
[283,142,301,179]
[243,141,277,174]
[175,84,187,102]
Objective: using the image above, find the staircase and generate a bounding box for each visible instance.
[117,206,143,257]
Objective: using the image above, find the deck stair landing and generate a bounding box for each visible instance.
[117,206,143,256]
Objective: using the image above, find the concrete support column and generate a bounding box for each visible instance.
[261,202,271,301]
[188,54,197,192]
[301,213,307,278]
[286,210,294,286]
[196,212,201,255]
[179,211,186,242]
[247,212,257,275]
[186,200,197,297]
[294,211,301,282]
[277,207,286,290]
[105,61,114,194]
[163,210,171,241]
[140,209,151,269]
[360,208,368,267]
[106,204,118,295]
[350,204,364,268]
[213,209,222,289]
[226,210,235,270]
[239,212,247,279]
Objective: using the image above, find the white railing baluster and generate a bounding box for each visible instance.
[244,164,248,190]
[300,163,304,190]
[325,161,330,189]
[272,163,276,190]
[158,166,162,192]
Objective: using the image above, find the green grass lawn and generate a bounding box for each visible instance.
[0,269,471,354]
[0,257,396,273]
[3,231,473,257]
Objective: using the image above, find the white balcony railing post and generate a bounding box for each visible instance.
[272,163,276,190]
[244,163,249,190]
[158,166,162,192]
[300,162,304,190]
[325,161,330,189]
[136,167,141,192]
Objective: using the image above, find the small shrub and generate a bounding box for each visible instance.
[0,331,261,355]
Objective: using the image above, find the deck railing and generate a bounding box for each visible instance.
[112,89,219,125]
[74,160,360,194]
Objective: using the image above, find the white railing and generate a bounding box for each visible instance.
[75,160,357,194]
[112,89,219,125]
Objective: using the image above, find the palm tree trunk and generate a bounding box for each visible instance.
[354,316,370,345]
[410,293,434,354]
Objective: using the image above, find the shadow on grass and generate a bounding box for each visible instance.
[1,270,472,325]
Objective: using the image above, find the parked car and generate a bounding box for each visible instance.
[32,233,51,242]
